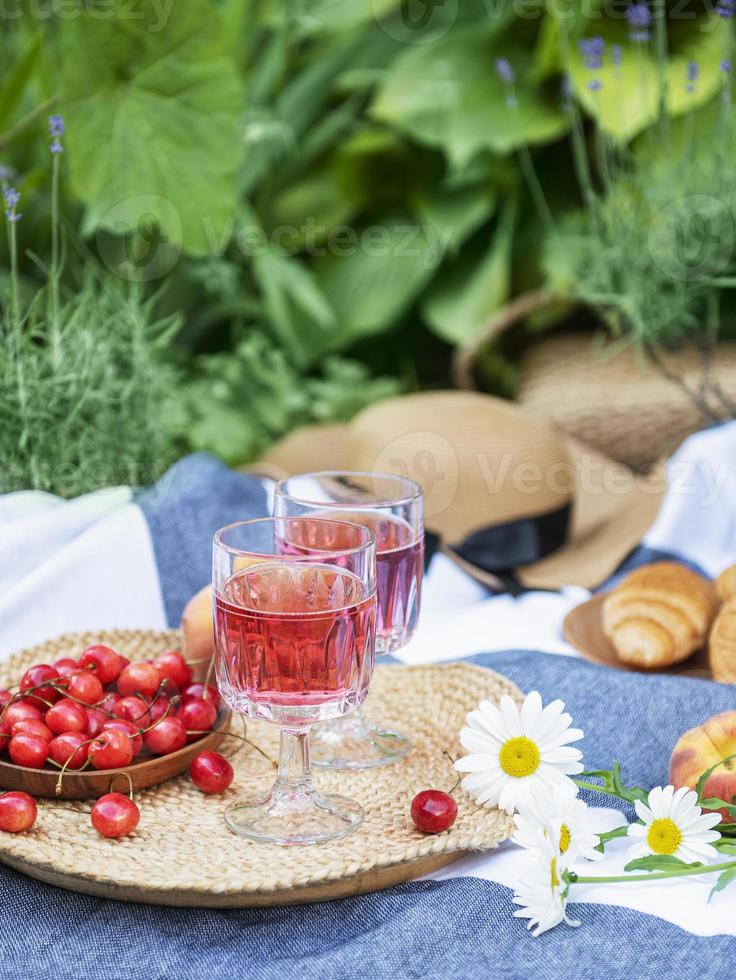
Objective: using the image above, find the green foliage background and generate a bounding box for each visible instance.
[0,0,734,491]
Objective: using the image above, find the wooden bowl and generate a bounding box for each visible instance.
[563,593,713,680]
[0,711,231,800]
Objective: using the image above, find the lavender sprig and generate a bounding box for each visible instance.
[627,3,652,43]
[579,37,604,92]
[495,59,518,108]
[3,185,21,223]
[686,60,699,94]
[717,0,735,18]
[49,113,64,155]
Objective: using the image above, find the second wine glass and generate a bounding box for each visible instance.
[275,472,424,769]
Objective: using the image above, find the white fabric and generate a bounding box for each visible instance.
[1,423,736,935]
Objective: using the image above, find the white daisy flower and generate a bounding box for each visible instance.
[454,691,584,815]
[512,785,603,862]
[627,785,722,863]
[512,833,581,937]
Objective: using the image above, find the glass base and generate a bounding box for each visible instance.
[310,710,411,770]
[224,790,363,845]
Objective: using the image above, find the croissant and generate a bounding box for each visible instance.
[716,565,736,604]
[710,598,736,684]
[602,562,717,669]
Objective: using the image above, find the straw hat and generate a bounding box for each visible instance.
[258,391,665,591]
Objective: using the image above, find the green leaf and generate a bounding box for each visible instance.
[569,14,730,142]
[624,855,704,873]
[421,199,515,346]
[700,797,736,819]
[412,183,497,259]
[302,219,443,358]
[0,30,42,131]
[371,30,568,167]
[696,753,736,803]
[578,762,650,804]
[710,865,736,901]
[61,0,242,255]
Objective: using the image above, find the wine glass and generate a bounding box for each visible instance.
[212,517,377,845]
[274,472,424,769]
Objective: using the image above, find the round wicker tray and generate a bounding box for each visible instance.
[0,631,519,907]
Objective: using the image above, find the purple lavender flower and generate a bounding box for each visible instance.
[588,78,603,92]
[579,36,605,70]
[49,114,64,138]
[3,185,21,223]
[50,139,63,155]
[721,59,732,73]
[686,60,699,94]
[716,0,735,17]
[0,164,14,185]
[495,58,515,84]
[627,3,652,43]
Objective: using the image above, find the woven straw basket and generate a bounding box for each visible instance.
[517,334,736,470]
[0,630,519,907]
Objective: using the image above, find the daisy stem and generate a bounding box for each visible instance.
[573,779,630,801]
[566,859,736,887]
[596,825,630,848]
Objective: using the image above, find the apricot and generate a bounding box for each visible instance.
[180,584,214,680]
[669,710,736,823]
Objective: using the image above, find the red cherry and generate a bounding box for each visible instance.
[66,670,103,706]
[190,751,233,794]
[45,698,88,735]
[48,732,89,769]
[153,651,193,692]
[88,729,133,770]
[3,700,42,727]
[0,720,11,752]
[0,791,37,832]
[85,707,108,739]
[113,696,150,728]
[410,790,458,834]
[117,655,131,671]
[52,658,79,678]
[117,662,164,699]
[19,664,61,708]
[79,645,122,686]
[91,792,140,838]
[11,719,53,742]
[8,734,49,769]
[178,698,217,741]
[0,690,13,708]
[97,692,121,714]
[182,683,220,710]
[143,717,187,756]
[102,720,143,757]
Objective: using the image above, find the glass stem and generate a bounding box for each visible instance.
[274,729,314,797]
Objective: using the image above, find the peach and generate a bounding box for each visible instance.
[669,710,736,823]
[180,584,214,680]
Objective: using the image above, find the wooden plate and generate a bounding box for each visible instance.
[0,711,230,800]
[563,593,713,679]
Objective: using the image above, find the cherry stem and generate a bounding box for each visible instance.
[202,656,216,700]
[108,771,134,801]
[137,695,180,735]
[204,726,276,768]
[55,735,97,796]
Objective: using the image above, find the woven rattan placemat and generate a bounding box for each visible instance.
[0,630,520,907]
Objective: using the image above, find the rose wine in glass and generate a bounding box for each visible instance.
[213,518,376,844]
[275,473,424,769]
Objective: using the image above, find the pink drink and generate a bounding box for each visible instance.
[214,562,375,727]
[282,512,423,653]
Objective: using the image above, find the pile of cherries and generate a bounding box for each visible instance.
[0,644,234,838]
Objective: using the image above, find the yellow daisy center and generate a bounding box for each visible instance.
[499,736,540,778]
[550,857,559,889]
[559,823,571,854]
[647,818,682,855]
